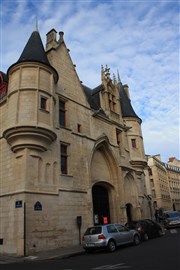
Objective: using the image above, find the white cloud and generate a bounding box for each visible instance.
[1,0,179,162]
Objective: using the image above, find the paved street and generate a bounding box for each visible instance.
[1,228,180,270]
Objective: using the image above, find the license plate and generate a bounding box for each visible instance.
[86,243,94,247]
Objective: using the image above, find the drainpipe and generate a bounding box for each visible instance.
[24,202,26,257]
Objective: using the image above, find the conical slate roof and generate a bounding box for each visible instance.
[7,29,58,81]
[118,83,141,122]
[17,29,50,65]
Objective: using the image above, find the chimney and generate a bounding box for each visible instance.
[59,31,64,43]
[123,84,130,99]
[46,29,57,50]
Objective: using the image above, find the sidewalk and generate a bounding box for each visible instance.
[0,245,85,264]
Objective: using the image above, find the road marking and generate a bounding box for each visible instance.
[92,263,131,269]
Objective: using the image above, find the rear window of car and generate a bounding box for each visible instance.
[84,226,102,235]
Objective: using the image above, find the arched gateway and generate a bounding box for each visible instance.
[90,137,120,225]
[92,185,110,225]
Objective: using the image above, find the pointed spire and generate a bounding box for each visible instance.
[113,73,117,85]
[35,17,38,32]
[117,69,121,83]
[101,65,105,80]
[105,65,110,80]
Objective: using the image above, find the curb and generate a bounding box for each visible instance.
[46,250,85,261]
[0,250,85,264]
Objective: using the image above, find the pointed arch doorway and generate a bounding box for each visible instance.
[126,203,132,224]
[92,185,110,225]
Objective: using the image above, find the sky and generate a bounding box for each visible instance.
[0,0,179,163]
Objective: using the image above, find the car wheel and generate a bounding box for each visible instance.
[107,239,116,252]
[143,233,149,241]
[133,235,140,245]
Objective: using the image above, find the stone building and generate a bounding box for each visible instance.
[165,158,180,211]
[145,155,180,214]
[0,27,148,256]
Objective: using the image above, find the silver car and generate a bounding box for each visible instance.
[82,223,140,252]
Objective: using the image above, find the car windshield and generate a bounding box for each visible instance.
[166,212,180,218]
[84,226,102,235]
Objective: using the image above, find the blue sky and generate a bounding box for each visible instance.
[0,0,179,162]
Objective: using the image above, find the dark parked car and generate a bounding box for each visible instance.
[162,211,180,229]
[125,219,164,241]
[82,223,140,253]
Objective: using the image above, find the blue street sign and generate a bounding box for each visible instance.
[15,200,23,208]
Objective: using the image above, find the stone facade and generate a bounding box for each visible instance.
[145,155,180,214]
[165,158,180,211]
[0,28,148,256]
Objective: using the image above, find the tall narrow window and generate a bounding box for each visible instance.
[116,130,121,145]
[61,144,68,174]
[108,93,116,112]
[77,124,81,133]
[59,100,66,127]
[40,97,47,110]
[131,139,136,148]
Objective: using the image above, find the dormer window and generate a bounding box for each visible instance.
[108,93,116,112]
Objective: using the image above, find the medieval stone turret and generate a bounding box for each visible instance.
[118,80,146,168]
[3,28,58,152]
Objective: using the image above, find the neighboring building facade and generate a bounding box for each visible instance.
[165,157,180,211]
[0,27,148,256]
[145,155,180,214]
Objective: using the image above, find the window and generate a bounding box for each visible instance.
[150,179,154,188]
[148,168,152,176]
[152,190,156,198]
[61,144,68,174]
[131,139,136,148]
[107,225,118,233]
[116,130,121,145]
[116,224,127,232]
[59,100,66,127]
[108,93,116,112]
[77,124,81,133]
[84,227,102,235]
[40,97,47,110]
